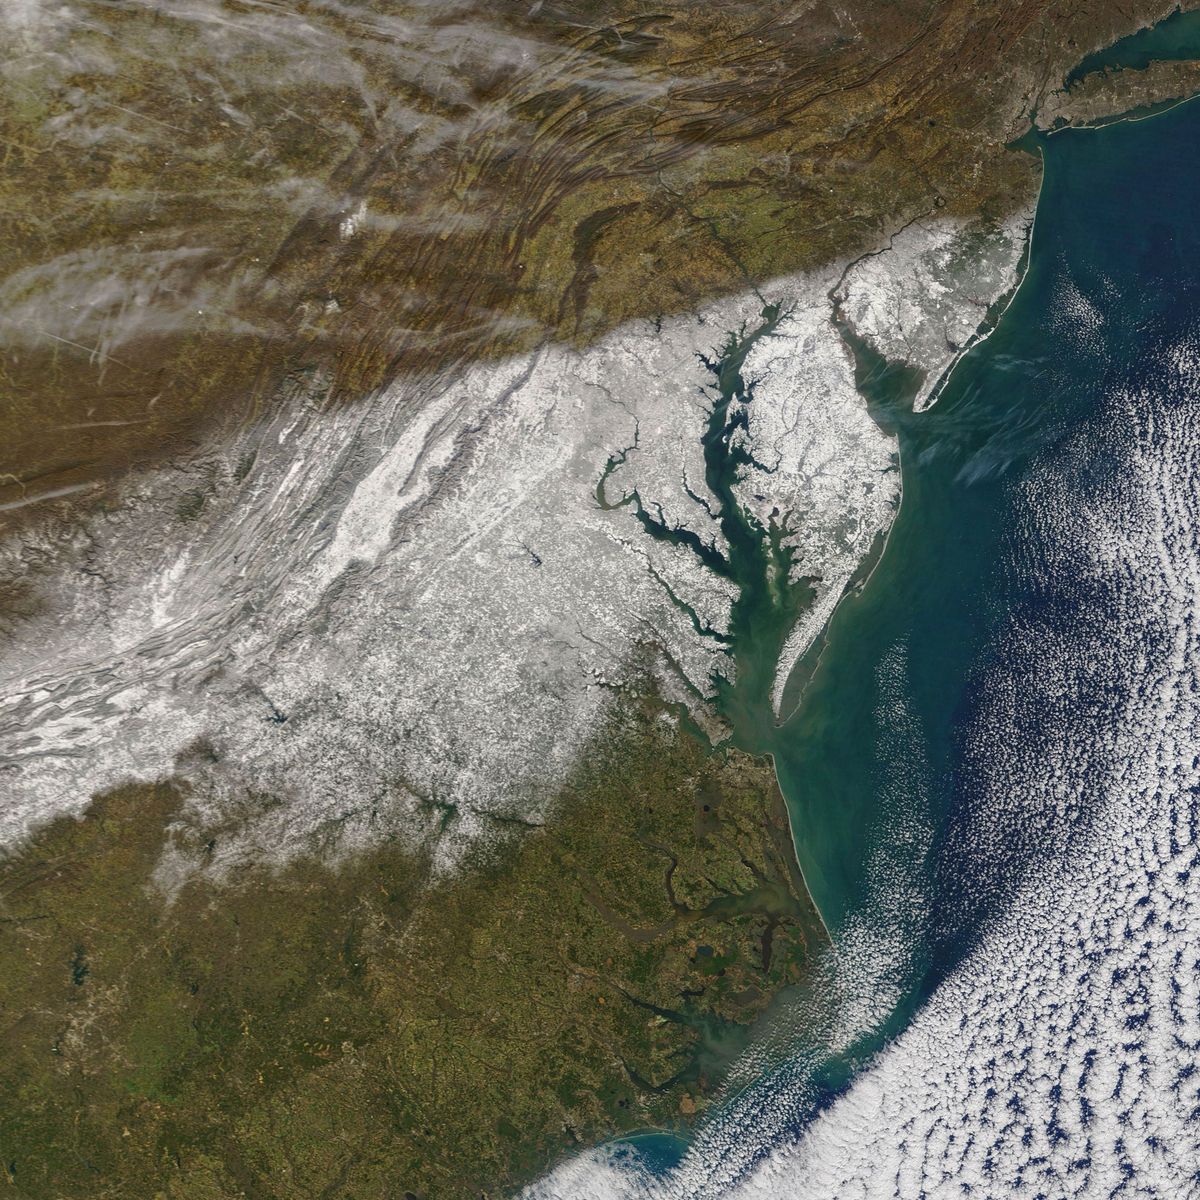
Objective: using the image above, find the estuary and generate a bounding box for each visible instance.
[534,72,1200,1200]
[4,3,1198,1197]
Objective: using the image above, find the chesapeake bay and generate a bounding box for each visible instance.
[661,85,1200,1188]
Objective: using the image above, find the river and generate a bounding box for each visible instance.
[531,36,1200,1200]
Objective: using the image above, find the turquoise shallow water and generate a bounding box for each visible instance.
[692,84,1200,1175]
[776,90,1200,971]
[581,89,1200,1197]
[571,20,1200,1195]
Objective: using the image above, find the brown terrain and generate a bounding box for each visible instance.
[0,0,1187,521]
[1,4,1196,1197]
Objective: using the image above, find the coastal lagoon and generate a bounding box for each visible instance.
[534,77,1200,1200]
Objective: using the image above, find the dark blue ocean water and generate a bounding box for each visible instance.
[1066,5,1200,89]
[669,87,1200,1189]
[620,80,1200,1200]
[785,89,1200,979]
[536,33,1200,1194]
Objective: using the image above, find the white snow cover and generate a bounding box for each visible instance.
[836,208,1034,412]
[0,216,1016,876]
[724,302,1200,1200]
[524,265,1200,1200]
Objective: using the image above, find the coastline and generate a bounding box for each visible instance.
[1,0,1182,525]
[6,6,1200,1197]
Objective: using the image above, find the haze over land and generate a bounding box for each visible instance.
[2,2,1199,1198]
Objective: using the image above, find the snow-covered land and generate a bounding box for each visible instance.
[0,215,1026,876]
[836,208,1034,412]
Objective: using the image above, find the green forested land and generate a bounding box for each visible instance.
[0,699,824,1199]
